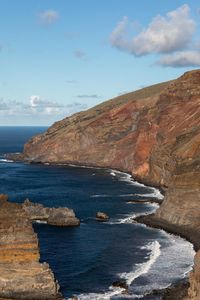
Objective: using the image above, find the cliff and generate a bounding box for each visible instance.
[0,195,80,299]
[16,70,200,298]
[0,194,62,299]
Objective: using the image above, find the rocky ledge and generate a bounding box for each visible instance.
[22,199,80,226]
[18,70,200,299]
[0,194,79,299]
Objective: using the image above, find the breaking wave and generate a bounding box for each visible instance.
[120,241,161,285]
[0,158,14,163]
[72,242,161,300]
[108,170,164,200]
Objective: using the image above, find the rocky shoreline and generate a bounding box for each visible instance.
[1,70,200,299]
[0,194,80,300]
[1,163,195,300]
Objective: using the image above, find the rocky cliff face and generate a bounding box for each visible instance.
[21,70,200,298]
[0,194,62,299]
[0,194,79,299]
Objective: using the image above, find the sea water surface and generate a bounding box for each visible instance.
[0,127,195,299]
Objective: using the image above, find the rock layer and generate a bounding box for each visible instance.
[9,70,200,298]
[0,194,62,300]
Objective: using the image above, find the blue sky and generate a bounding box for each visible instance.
[0,0,200,125]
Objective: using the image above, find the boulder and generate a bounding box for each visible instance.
[96,211,109,221]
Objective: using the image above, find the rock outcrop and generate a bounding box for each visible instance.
[96,211,109,221]
[0,194,62,299]
[8,70,200,298]
[22,199,80,226]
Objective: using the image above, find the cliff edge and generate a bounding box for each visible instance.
[19,70,200,299]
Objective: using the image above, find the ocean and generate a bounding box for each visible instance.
[0,126,195,300]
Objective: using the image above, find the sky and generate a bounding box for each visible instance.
[0,0,200,125]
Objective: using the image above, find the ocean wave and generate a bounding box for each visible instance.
[107,213,138,225]
[134,191,163,200]
[74,286,124,300]
[34,220,48,224]
[72,241,161,300]
[0,158,14,163]
[110,171,116,176]
[91,192,163,200]
[120,241,161,286]
[108,170,164,200]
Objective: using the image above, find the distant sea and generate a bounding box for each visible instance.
[0,127,195,300]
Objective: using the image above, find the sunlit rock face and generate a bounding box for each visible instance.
[0,195,62,300]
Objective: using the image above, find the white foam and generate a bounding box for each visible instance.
[34,220,47,224]
[134,191,163,200]
[120,241,161,285]
[0,158,14,163]
[76,286,124,300]
[110,171,116,176]
[76,241,161,300]
[107,213,138,225]
[90,194,112,198]
[108,169,164,200]
[91,193,163,200]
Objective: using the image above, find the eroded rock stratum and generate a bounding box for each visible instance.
[0,194,79,299]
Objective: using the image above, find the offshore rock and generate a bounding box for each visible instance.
[22,199,80,226]
[11,70,200,298]
[96,211,109,221]
[0,194,62,299]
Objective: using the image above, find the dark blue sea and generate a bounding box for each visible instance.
[0,127,195,300]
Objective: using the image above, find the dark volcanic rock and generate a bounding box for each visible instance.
[112,280,128,291]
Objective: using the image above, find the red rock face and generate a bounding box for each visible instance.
[22,70,200,299]
[23,70,200,207]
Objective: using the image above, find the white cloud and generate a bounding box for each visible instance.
[30,95,40,107]
[39,10,59,26]
[29,95,66,115]
[0,96,87,118]
[110,5,195,56]
[157,51,200,67]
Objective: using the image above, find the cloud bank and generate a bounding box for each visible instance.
[157,51,200,67]
[0,96,87,118]
[110,5,200,67]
